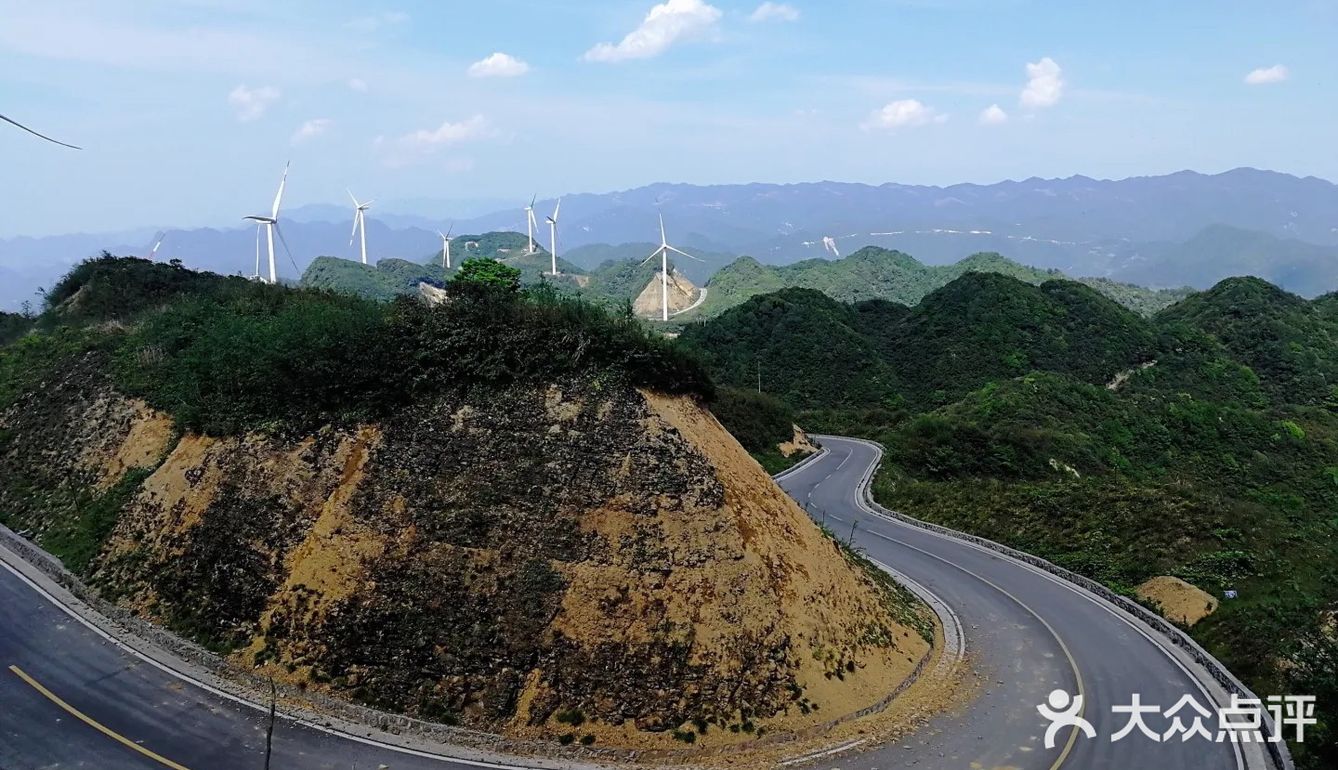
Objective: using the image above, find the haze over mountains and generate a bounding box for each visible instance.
[3,168,1337,311]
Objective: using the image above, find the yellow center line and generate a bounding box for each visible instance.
[8,664,192,770]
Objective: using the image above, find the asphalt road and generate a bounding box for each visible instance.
[0,435,1249,769]
[777,436,1247,770]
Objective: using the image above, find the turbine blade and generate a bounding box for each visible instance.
[350,211,360,245]
[667,245,704,262]
[275,223,298,273]
[348,188,359,207]
[271,161,290,219]
[0,113,81,149]
[641,247,662,266]
[552,197,561,222]
[530,193,537,208]
[445,224,453,238]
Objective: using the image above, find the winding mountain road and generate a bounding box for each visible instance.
[0,436,1267,769]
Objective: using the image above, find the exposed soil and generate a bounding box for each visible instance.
[1136,575,1219,627]
[2,365,939,752]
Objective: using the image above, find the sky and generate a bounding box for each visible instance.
[2,0,1336,237]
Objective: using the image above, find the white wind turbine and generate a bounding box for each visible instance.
[243,162,291,284]
[348,190,373,265]
[144,231,166,260]
[438,225,454,269]
[641,213,703,322]
[545,198,562,275]
[525,195,539,254]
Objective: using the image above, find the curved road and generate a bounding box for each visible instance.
[0,436,1254,769]
[778,437,1249,770]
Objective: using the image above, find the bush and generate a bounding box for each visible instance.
[32,256,713,436]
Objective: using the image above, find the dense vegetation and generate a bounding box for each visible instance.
[695,247,1191,319]
[707,386,801,473]
[681,288,899,409]
[0,311,34,346]
[683,272,1338,767]
[301,256,452,301]
[4,256,711,438]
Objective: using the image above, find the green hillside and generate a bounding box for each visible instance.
[680,288,899,409]
[684,274,1338,767]
[884,274,1158,407]
[301,257,452,301]
[564,242,737,286]
[1157,277,1338,407]
[697,247,1189,319]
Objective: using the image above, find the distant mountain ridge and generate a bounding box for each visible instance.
[5,168,1338,311]
[693,247,1191,318]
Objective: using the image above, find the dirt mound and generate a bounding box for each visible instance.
[3,369,934,751]
[779,425,819,458]
[1136,576,1219,627]
[634,268,699,319]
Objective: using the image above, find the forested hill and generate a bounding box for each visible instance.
[681,274,1162,410]
[680,273,1338,768]
[693,247,1190,319]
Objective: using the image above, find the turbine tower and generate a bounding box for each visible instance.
[545,198,562,275]
[243,162,291,284]
[641,213,703,322]
[348,190,373,265]
[144,231,166,261]
[438,225,454,269]
[525,195,539,254]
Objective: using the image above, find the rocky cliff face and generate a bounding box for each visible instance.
[0,360,930,749]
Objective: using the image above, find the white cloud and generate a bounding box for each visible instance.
[468,52,530,78]
[345,11,409,33]
[228,84,280,122]
[1020,57,1064,109]
[1244,64,1289,85]
[979,104,1008,125]
[750,2,800,22]
[291,118,332,144]
[379,115,492,167]
[863,99,947,130]
[347,77,368,92]
[583,0,723,63]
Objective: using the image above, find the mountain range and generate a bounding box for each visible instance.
[3,168,1336,311]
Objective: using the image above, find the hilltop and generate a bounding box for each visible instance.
[682,273,1159,410]
[0,256,935,751]
[693,247,1190,319]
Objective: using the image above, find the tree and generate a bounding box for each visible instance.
[448,258,521,294]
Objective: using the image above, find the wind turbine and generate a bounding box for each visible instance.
[438,225,454,269]
[545,198,562,275]
[144,231,166,261]
[641,213,703,322]
[525,195,539,254]
[243,162,291,284]
[348,190,373,265]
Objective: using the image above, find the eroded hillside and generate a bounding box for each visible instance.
[0,257,934,751]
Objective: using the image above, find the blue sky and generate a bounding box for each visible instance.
[2,0,1335,236]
